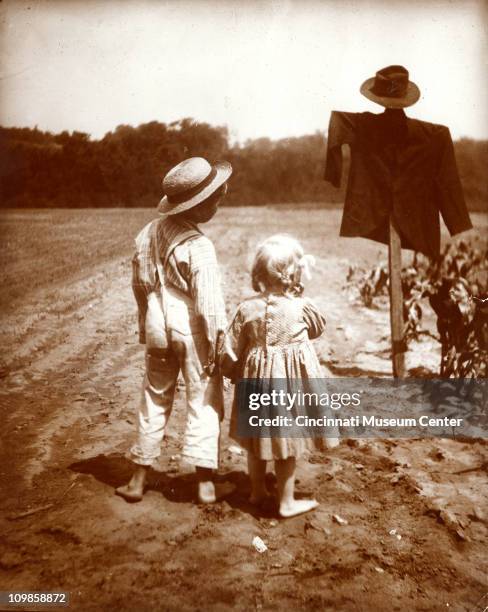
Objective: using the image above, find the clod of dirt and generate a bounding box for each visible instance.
[332,514,348,526]
[438,509,469,541]
[0,551,24,570]
[305,513,333,538]
[274,550,294,566]
[469,506,485,522]
[38,527,82,545]
[429,448,446,461]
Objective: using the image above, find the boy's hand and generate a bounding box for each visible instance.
[204,359,217,377]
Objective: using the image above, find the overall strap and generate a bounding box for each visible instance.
[149,219,171,348]
[157,216,202,269]
[151,217,202,296]
[152,219,165,289]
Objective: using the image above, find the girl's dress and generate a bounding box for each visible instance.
[221,292,338,460]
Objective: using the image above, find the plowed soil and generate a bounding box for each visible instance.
[0,207,487,612]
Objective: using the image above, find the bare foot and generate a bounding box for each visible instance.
[115,484,144,503]
[279,498,319,518]
[198,481,236,504]
[115,467,147,503]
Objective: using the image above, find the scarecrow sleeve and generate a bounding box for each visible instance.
[303,298,326,339]
[324,111,357,187]
[188,235,228,371]
[435,126,473,236]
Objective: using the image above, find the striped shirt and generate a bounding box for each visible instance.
[132,216,227,364]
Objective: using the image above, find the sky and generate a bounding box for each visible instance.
[0,0,487,143]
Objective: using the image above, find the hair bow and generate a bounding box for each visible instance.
[298,254,315,280]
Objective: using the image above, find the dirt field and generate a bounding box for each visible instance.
[0,207,487,612]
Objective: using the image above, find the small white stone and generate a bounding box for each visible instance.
[252,536,268,553]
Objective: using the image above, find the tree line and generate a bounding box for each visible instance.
[0,118,486,210]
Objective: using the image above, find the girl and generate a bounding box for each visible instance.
[220,235,338,518]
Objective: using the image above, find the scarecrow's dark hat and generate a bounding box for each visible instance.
[360,65,420,108]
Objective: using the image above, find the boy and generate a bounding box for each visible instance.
[116,157,233,503]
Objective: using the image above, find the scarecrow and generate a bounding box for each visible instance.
[324,65,472,377]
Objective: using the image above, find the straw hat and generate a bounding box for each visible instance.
[157,157,232,215]
[360,65,420,108]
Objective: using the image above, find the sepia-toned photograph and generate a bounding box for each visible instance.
[0,1,487,610]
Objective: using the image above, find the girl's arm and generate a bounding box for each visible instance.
[218,307,246,381]
[303,298,327,339]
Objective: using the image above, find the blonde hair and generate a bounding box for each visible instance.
[251,234,314,295]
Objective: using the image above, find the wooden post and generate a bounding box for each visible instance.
[388,216,406,378]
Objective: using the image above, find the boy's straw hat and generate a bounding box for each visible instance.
[157,157,232,216]
[360,65,420,108]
